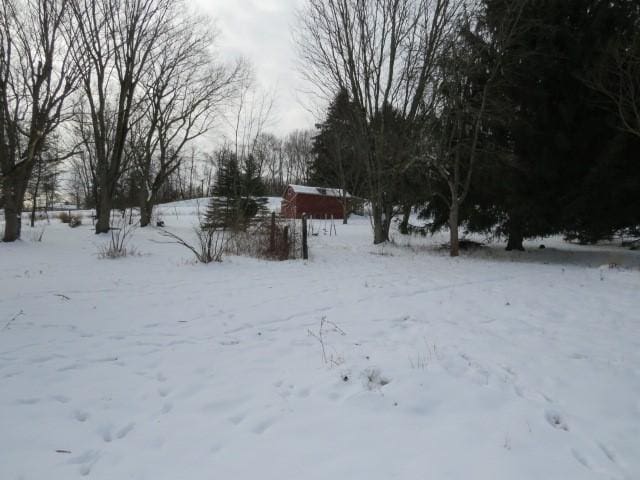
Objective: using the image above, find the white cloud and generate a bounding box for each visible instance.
[193,0,316,137]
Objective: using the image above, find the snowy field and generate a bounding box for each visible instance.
[1,200,639,480]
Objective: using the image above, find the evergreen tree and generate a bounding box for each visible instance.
[460,0,640,248]
[205,149,267,230]
[310,89,366,198]
[242,154,266,197]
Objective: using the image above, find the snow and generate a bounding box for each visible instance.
[288,184,351,198]
[1,204,639,480]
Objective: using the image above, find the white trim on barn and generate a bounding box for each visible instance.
[287,184,351,198]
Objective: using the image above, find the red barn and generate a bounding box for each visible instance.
[281,184,351,219]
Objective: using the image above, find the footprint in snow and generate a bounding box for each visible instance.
[68,449,100,476]
[545,410,569,431]
[74,410,89,422]
[228,413,245,425]
[571,449,591,469]
[252,417,275,435]
[158,386,172,398]
[116,422,135,439]
[597,443,617,464]
[52,395,71,404]
[97,422,134,442]
[297,387,311,398]
[98,425,113,443]
[570,353,588,360]
[61,363,88,372]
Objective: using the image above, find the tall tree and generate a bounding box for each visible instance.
[423,2,526,256]
[297,0,459,244]
[205,148,266,231]
[483,0,640,248]
[588,11,640,140]
[130,12,245,226]
[311,89,366,223]
[0,0,78,241]
[69,0,173,233]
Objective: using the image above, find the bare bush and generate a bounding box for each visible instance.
[58,212,71,224]
[226,214,300,260]
[69,216,82,228]
[308,316,346,367]
[98,219,137,259]
[159,226,227,264]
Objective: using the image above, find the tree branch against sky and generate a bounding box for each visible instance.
[295,0,460,244]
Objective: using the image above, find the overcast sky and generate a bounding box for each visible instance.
[193,0,316,138]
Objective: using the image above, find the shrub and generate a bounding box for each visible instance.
[69,215,82,228]
[58,211,71,223]
[226,214,299,260]
[160,225,227,264]
[98,219,136,259]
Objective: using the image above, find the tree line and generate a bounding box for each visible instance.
[0,0,318,241]
[3,0,639,255]
[300,0,640,254]
[0,0,248,241]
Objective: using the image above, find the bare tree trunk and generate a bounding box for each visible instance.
[372,203,386,244]
[399,204,411,234]
[139,185,153,227]
[449,200,460,257]
[506,219,525,251]
[506,233,524,251]
[30,180,39,227]
[95,181,111,233]
[3,196,22,242]
[2,169,29,241]
[140,201,153,227]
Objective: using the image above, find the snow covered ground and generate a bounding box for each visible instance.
[1,201,639,480]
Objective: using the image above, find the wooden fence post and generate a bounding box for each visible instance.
[270,212,276,253]
[302,214,308,260]
[283,225,289,260]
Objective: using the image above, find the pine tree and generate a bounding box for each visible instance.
[204,150,268,230]
[310,89,360,191]
[456,0,640,247]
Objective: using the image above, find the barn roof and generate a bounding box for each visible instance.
[288,184,351,198]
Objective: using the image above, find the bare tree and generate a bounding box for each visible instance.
[222,75,275,172]
[425,2,526,256]
[283,130,314,186]
[296,0,459,243]
[0,0,78,241]
[253,133,284,193]
[589,30,640,140]
[69,0,174,233]
[129,13,245,226]
[68,99,101,208]
[28,136,64,226]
